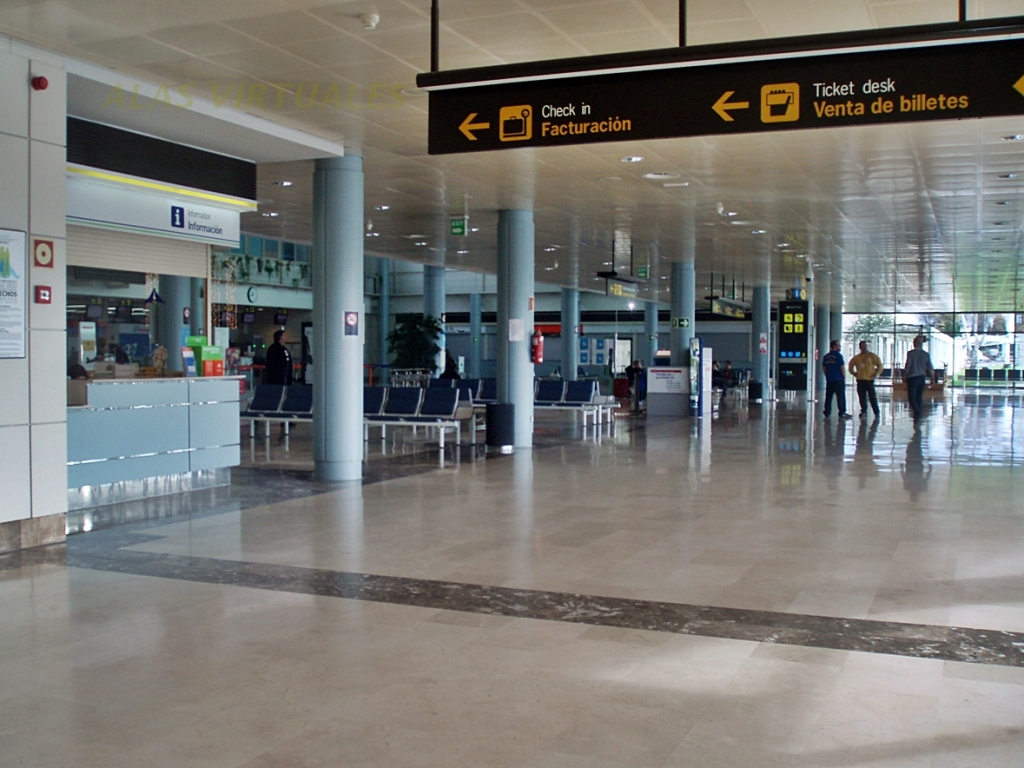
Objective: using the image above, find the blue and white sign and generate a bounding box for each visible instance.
[67,167,245,247]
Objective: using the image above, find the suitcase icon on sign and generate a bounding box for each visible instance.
[500,105,532,141]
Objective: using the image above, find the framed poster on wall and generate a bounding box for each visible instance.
[0,229,27,359]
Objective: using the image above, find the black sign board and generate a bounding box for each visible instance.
[423,27,1024,155]
[777,300,809,392]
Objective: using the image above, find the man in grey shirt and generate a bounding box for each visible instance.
[904,336,934,423]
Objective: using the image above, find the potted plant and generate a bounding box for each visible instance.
[387,314,442,373]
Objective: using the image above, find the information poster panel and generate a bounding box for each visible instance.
[0,229,27,359]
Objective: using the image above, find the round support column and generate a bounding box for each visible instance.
[312,155,364,482]
[561,288,580,380]
[497,210,534,449]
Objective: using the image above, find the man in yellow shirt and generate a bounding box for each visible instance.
[848,340,883,418]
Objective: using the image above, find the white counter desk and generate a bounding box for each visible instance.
[67,377,241,509]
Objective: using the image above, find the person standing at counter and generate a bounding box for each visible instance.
[264,330,293,386]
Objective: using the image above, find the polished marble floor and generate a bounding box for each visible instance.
[4,390,1024,767]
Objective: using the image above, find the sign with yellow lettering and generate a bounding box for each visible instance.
[420,23,1024,155]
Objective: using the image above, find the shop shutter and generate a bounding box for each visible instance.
[67,225,209,278]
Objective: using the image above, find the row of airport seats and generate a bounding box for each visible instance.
[963,368,1022,385]
[363,386,462,447]
[241,384,313,438]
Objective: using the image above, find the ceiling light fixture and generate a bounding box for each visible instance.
[642,171,680,180]
[1003,134,1024,141]
[620,156,644,163]
[273,180,293,187]
[543,247,557,252]
[414,241,427,246]
[470,227,480,232]
[261,212,278,217]
[361,13,379,30]
[662,182,690,187]
[456,250,468,254]
[598,176,622,182]
[752,229,766,234]
[998,173,1019,179]
[373,205,389,211]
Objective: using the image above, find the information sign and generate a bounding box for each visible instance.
[0,229,26,359]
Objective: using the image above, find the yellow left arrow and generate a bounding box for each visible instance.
[459,113,491,140]
[712,91,750,122]
[1014,74,1024,98]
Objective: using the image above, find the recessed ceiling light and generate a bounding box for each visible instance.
[752,229,766,234]
[261,212,278,217]
[642,171,680,180]
[1003,135,1024,141]
[726,211,737,217]
[470,227,480,232]
[598,176,622,182]
[456,250,468,254]
[662,181,689,187]
[415,241,427,246]
[994,201,1012,205]
[620,156,644,163]
[998,173,1019,179]
[398,87,427,97]
[729,220,753,225]
[603,261,613,266]
[544,266,556,271]
[373,205,389,211]
[273,180,293,187]
[405,234,427,239]
[543,247,557,252]
[660,276,668,280]
[778,242,790,247]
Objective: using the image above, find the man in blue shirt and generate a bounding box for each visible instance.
[822,340,853,419]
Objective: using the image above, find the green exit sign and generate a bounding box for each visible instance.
[450,216,468,236]
[636,266,649,280]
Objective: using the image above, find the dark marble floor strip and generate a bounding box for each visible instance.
[67,547,1024,668]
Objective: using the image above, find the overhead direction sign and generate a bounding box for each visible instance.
[420,22,1024,155]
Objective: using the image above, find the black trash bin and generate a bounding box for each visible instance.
[485,403,515,454]
[748,380,764,403]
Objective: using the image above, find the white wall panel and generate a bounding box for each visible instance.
[28,61,65,147]
[28,139,66,239]
[0,49,27,138]
[29,329,67,424]
[31,422,66,518]
[67,225,209,278]
[0,134,28,231]
[0,425,31,523]
[29,236,66,330]
[0,357,29,427]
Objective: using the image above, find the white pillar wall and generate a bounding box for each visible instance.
[157,274,192,372]
[0,40,68,549]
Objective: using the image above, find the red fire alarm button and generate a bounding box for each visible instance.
[35,285,52,304]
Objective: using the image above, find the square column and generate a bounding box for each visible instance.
[313,156,364,482]
[423,264,446,375]
[560,288,579,381]
[497,210,534,449]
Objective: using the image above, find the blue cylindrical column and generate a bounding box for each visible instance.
[830,310,843,347]
[751,285,770,390]
[670,261,695,366]
[561,287,579,381]
[312,155,364,482]
[377,258,391,367]
[190,277,204,336]
[423,264,446,376]
[469,293,482,379]
[643,300,658,367]
[157,274,192,372]
[815,305,830,392]
[497,209,534,449]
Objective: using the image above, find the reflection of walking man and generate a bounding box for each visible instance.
[822,340,853,419]
[903,336,934,423]
[848,340,882,418]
